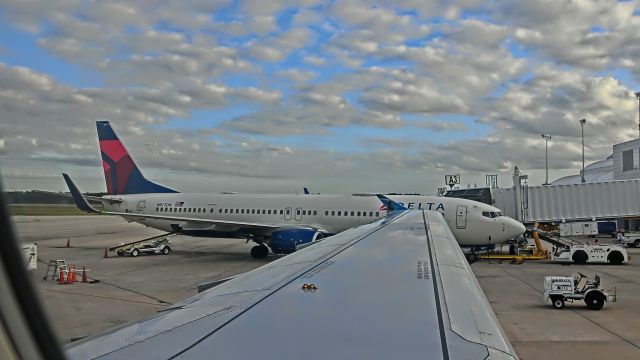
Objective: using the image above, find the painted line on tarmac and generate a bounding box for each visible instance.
[499,267,640,351]
[44,288,166,306]
[88,277,174,305]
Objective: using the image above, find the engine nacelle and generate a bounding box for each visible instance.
[269,229,322,254]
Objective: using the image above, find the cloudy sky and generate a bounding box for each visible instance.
[1,0,640,194]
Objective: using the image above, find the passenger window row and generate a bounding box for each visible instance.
[155,207,381,218]
[324,210,380,217]
[155,207,205,213]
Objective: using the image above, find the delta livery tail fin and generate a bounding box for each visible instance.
[97,121,178,195]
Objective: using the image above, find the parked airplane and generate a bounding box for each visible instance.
[65,209,519,359]
[64,121,524,258]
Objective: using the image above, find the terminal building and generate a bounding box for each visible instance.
[447,138,640,230]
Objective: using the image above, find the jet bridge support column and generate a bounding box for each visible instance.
[511,166,528,223]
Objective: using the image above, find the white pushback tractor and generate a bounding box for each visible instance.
[552,244,627,265]
[544,273,616,310]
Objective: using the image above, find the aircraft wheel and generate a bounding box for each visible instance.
[162,246,171,255]
[634,239,640,248]
[466,252,478,263]
[585,292,605,310]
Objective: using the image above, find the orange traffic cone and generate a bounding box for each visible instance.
[103,248,109,258]
[66,238,70,248]
[69,266,77,283]
[82,266,88,283]
[58,269,66,285]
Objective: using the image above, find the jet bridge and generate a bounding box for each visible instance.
[492,167,640,224]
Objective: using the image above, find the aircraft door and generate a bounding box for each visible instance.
[456,205,467,229]
[284,207,292,220]
[209,204,217,216]
[137,200,146,213]
[294,207,302,221]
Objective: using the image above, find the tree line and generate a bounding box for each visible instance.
[4,191,106,204]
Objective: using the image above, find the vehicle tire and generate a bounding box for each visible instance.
[466,252,478,263]
[634,239,640,248]
[552,297,565,309]
[572,250,588,264]
[117,251,124,257]
[131,248,140,257]
[162,246,171,255]
[585,292,605,310]
[608,251,624,265]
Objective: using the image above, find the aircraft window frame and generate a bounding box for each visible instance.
[268,209,271,214]
[241,209,245,214]
[369,211,373,216]
[262,209,266,214]
[179,208,182,212]
[155,207,159,212]
[344,211,348,216]
[302,210,306,215]
[286,209,290,215]
[296,209,300,215]
[325,210,329,216]
[219,209,223,213]
[350,211,354,216]
[251,209,255,214]
[313,210,317,215]
[280,209,283,215]
[331,210,335,216]
[375,211,379,217]
[337,211,341,216]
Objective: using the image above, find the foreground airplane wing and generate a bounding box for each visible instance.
[67,210,518,360]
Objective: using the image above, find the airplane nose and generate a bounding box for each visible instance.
[509,218,526,238]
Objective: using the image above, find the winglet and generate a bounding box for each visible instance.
[376,194,407,212]
[62,173,100,213]
[303,187,310,195]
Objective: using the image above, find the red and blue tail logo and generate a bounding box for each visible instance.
[97,121,177,195]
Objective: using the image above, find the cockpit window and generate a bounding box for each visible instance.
[482,211,501,219]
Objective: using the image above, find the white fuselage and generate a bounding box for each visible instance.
[100,193,524,246]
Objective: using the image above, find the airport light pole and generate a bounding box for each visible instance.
[579,118,586,183]
[541,133,551,185]
[635,92,640,138]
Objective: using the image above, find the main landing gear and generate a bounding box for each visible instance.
[250,244,269,259]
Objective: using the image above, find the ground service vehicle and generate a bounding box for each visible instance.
[544,273,615,310]
[552,244,627,265]
[116,238,171,257]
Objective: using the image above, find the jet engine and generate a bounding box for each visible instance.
[269,229,323,254]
